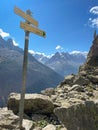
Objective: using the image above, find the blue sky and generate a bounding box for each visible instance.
[0,0,98,55]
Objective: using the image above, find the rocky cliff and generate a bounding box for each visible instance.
[0,32,98,130]
[86,30,98,66]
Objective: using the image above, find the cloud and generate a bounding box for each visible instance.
[88,6,98,28]
[12,39,19,46]
[0,28,10,38]
[29,50,36,55]
[29,50,53,58]
[70,50,88,58]
[29,49,46,56]
[90,6,98,15]
[88,18,98,28]
[55,45,63,50]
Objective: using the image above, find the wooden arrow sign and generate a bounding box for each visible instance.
[14,6,38,27]
[20,22,46,37]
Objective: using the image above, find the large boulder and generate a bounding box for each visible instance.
[7,93,54,116]
[54,100,98,130]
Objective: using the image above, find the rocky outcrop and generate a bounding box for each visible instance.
[54,100,98,130]
[85,30,98,66]
[0,108,33,130]
[0,106,67,130]
[6,93,67,130]
[52,74,98,130]
[52,31,98,130]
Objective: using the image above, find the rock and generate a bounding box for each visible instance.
[64,74,75,84]
[57,89,64,94]
[42,124,56,130]
[94,68,98,75]
[60,128,68,130]
[68,84,84,92]
[54,100,98,130]
[68,98,84,104]
[33,127,42,130]
[79,70,87,76]
[88,75,98,83]
[86,91,93,97]
[0,107,33,130]
[7,93,54,116]
[60,101,71,108]
[62,85,70,92]
[74,75,89,85]
[32,114,47,121]
[0,107,19,130]
[51,95,57,102]
[41,88,55,96]
[22,119,33,130]
[86,32,98,66]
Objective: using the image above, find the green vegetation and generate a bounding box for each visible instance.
[33,120,48,128]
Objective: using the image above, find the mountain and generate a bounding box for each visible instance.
[1,32,98,130]
[0,35,63,107]
[29,50,51,63]
[31,50,87,76]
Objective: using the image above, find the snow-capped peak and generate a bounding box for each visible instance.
[29,50,53,58]
[70,51,88,58]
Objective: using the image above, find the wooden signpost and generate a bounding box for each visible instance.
[14,6,46,129]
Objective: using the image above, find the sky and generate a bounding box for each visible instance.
[0,0,98,55]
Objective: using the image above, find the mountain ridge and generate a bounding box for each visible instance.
[0,35,63,107]
[30,50,87,76]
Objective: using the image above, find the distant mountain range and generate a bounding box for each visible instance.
[0,35,63,107]
[29,50,87,76]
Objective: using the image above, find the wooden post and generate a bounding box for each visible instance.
[19,31,29,129]
[19,10,31,129]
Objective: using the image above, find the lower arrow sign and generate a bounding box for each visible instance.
[20,22,46,38]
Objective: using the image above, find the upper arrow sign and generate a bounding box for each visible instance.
[14,6,38,27]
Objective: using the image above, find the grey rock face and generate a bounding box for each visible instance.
[52,32,98,130]
[86,34,98,66]
[54,100,98,130]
